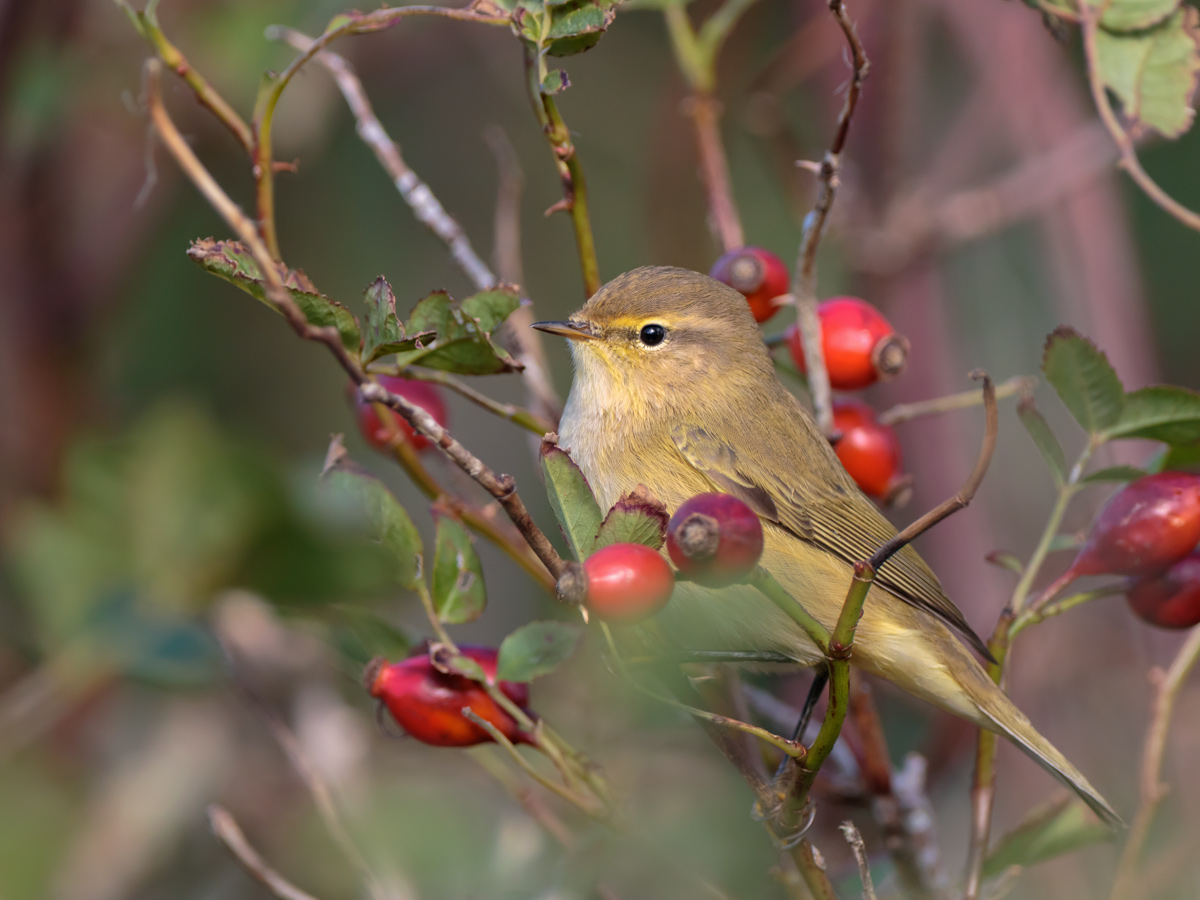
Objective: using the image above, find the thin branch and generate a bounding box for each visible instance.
[359,381,568,579]
[273,28,498,291]
[839,821,878,900]
[209,805,323,900]
[1079,4,1200,233]
[793,842,841,900]
[877,376,1031,427]
[792,0,870,437]
[685,92,745,251]
[1110,626,1200,900]
[252,5,510,259]
[396,368,554,435]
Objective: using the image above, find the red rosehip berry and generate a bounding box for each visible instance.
[582,543,675,624]
[1126,551,1200,629]
[709,247,790,324]
[1047,473,1200,602]
[365,646,532,747]
[832,399,905,501]
[353,375,447,453]
[667,492,764,586]
[786,297,908,390]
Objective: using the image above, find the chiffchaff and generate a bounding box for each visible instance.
[535,266,1120,827]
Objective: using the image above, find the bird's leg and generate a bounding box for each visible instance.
[753,665,829,830]
[672,650,798,665]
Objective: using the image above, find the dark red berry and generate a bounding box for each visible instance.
[786,297,908,390]
[709,247,790,324]
[582,543,675,624]
[1126,552,1200,629]
[1062,472,1200,587]
[832,399,905,501]
[365,646,532,747]
[667,492,764,586]
[353,375,447,453]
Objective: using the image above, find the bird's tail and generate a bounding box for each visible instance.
[959,670,1124,829]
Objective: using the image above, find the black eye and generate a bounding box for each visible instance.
[639,324,666,346]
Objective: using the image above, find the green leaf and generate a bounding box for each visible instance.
[1148,442,1200,472]
[1094,7,1200,139]
[541,442,604,559]
[1047,532,1085,554]
[1017,396,1068,486]
[322,438,422,589]
[1102,385,1200,444]
[393,288,522,375]
[430,509,487,624]
[985,550,1024,575]
[496,621,583,682]
[983,795,1113,878]
[1082,465,1147,483]
[1041,327,1125,437]
[329,606,412,667]
[1093,0,1180,32]
[361,276,434,365]
[541,68,571,94]
[545,0,619,55]
[593,485,669,551]
[187,238,361,353]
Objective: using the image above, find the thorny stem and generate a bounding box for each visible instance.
[252,5,509,259]
[792,0,869,437]
[963,439,1094,900]
[524,45,601,298]
[1079,4,1200,234]
[1110,626,1200,900]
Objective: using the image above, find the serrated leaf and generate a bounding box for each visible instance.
[1082,465,1147,483]
[361,276,432,365]
[393,288,522,375]
[541,442,603,559]
[497,621,583,682]
[1102,385,1200,444]
[593,485,669,551]
[1042,328,1125,437]
[541,69,571,94]
[430,509,487,624]
[1094,7,1200,139]
[1018,396,1068,486]
[545,0,618,55]
[188,238,361,352]
[983,795,1113,878]
[322,438,422,589]
[1093,0,1180,32]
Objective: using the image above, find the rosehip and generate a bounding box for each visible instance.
[667,492,764,586]
[352,375,447,453]
[832,399,905,501]
[709,247,790,324]
[582,543,675,624]
[1050,473,1200,599]
[1126,552,1200,629]
[786,297,908,390]
[365,645,532,747]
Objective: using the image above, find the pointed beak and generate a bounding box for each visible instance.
[531,320,598,341]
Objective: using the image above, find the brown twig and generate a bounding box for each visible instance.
[1079,4,1200,233]
[1110,625,1200,900]
[209,806,323,900]
[877,376,1031,427]
[792,0,870,437]
[794,842,841,900]
[273,28,498,291]
[359,381,567,579]
[839,821,878,900]
[686,93,744,251]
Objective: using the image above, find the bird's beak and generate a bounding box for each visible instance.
[531,320,598,341]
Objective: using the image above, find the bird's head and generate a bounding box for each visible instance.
[533,267,775,415]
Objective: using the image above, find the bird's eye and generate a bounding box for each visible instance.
[639,324,666,347]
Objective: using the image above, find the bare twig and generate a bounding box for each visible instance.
[1110,626,1200,900]
[359,381,567,579]
[685,92,745,251]
[273,28,498,291]
[839,821,878,900]
[878,376,1031,427]
[792,0,870,436]
[1079,4,1200,233]
[794,842,841,900]
[209,805,323,900]
[397,368,554,435]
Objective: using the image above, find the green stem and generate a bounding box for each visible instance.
[750,568,831,655]
[1009,585,1122,638]
[399,368,554,435]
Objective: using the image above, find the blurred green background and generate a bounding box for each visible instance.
[2,0,1200,898]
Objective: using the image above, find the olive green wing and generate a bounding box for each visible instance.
[671,423,993,661]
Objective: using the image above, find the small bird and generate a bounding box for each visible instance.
[534,266,1120,827]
